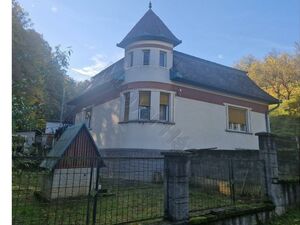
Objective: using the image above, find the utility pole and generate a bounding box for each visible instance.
[59,81,65,125]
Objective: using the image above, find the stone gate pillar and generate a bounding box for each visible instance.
[161,151,191,223]
[256,132,285,214]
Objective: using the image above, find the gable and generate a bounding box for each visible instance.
[40,123,103,170]
[55,128,101,169]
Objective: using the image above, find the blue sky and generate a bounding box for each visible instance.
[18,0,300,81]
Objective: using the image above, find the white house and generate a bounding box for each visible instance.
[68,7,279,156]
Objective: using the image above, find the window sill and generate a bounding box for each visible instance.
[119,120,175,125]
[225,129,253,135]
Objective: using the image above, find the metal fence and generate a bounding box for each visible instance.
[13,146,297,224]
[12,156,164,225]
[189,158,265,215]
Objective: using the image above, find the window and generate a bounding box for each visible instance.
[160,92,169,121]
[159,51,167,67]
[228,106,248,132]
[139,91,151,120]
[84,107,92,129]
[143,49,150,65]
[124,92,130,121]
[128,51,133,67]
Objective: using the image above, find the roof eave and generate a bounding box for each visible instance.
[117,36,182,48]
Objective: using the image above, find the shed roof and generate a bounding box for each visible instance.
[40,123,102,170]
[117,9,181,48]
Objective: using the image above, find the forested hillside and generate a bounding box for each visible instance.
[235,45,300,136]
[12,0,90,132]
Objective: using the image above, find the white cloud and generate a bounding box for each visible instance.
[71,54,111,77]
[51,6,58,13]
[217,54,224,59]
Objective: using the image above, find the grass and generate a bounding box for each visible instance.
[267,207,300,225]
[12,172,164,225]
[12,171,264,225]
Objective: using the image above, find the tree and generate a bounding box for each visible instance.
[235,44,300,136]
[12,1,88,132]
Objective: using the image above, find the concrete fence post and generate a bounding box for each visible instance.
[161,151,191,224]
[256,132,285,214]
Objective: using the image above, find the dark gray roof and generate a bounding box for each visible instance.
[87,58,125,91]
[67,59,125,105]
[40,123,101,170]
[171,51,279,104]
[117,9,181,48]
[69,51,278,105]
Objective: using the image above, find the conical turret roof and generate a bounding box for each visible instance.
[117,9,181,48]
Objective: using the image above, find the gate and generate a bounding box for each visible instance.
[86,158,101,225]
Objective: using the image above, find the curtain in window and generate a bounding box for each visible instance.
[160,93,169,105]
[139,91,150,106]
[228,107,246,124]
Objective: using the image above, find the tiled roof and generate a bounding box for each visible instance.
[86,58,125,91]
[68,52,278,105]
[171,51,279,104]
[117,9,181,48]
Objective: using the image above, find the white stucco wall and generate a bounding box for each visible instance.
[123,40,173,85]
[173,97,265,150]
[75,94,266,150]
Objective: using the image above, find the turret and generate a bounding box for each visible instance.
[117,7,181,83]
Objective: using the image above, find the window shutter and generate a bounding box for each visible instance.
[139,91,150,106]
[160,93,169,105]
[228,107,246,124]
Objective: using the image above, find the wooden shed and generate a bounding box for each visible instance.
[40,123,104,199]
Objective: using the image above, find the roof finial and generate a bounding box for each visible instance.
[149,1,152,9]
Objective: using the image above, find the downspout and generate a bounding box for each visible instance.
[265,101,281,133]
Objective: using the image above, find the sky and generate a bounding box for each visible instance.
[18,0,300,82]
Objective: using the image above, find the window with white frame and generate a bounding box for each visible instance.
[159,51,167,67]
[143,49,150,65]
[138,91,151,120]
[123,92,130,121]
[227,106,248,132]
[84,107,93,129]
[160,92,169,121]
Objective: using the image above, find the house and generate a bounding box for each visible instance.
[40,123,104,199]
[68,6,279,156]
[14,129,43,152]
[45,121,62,135]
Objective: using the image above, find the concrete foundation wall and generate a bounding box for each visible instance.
[190,206,276,225]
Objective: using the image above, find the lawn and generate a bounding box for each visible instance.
[12,170,263,225]
[12,171,164,225]
[267,207,300,225]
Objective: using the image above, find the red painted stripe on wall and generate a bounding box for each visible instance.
[75,81,268,113]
